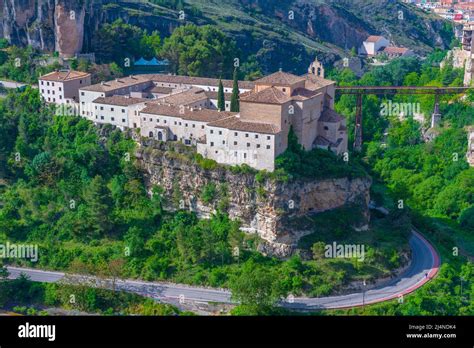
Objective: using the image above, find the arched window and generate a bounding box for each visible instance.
[158,131,163,141]
[149,131,154,138]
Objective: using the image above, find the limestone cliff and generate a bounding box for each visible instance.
[1,0,452,74]
[135,140,372,257]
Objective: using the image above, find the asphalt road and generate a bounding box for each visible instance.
[6,230,439,310]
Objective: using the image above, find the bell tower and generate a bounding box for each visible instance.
[308,58,325,78]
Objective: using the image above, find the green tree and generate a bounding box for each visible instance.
[217,79,225,111]
[230,261,287,315]
[230,68,240,112]
[161,24,238,78]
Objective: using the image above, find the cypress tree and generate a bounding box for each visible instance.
[217,79,225,111]
[230,68,240,112]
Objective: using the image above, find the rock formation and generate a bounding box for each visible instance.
[135,140,372,258]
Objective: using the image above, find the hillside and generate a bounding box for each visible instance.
[0,0,453,74]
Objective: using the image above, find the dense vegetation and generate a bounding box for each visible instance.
[328,52,473,315]
[0,87,409,315]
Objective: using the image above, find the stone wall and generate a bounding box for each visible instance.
[135,139,372,257]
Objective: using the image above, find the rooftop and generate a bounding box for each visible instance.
[255,71,306,86]
[40,70,90,82]
[382,46,410,55]
[207,116,280,134]
[303,74,335,90]
[141,103,236,123]
[81,75,152,92]
[240,87,292,104]
[92,96,148,106]
[365,35,386,43]
[157,87,208,106]
[149,74,255,89]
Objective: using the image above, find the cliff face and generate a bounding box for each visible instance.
[135,141,372,257]
[0,0,179,58]
[1,0,452,73]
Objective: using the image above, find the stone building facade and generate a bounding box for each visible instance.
[40,62,348,172]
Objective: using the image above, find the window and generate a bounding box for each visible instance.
[192,124,195,128]
[111,108,114,112]
[80,80,82,84]
[122,119,126,123]
[59,87,62,91]
[149,118,152,121]
[100,106,104,110]
[245,133,249,138]
[101,116,104,120]
[257,144,261,148]
[164,120,167,124]
[143,117,146,121]
[324,126,329,130]
[267,136,271,140]
[41,81,44,85]
[210,142,214,147]
[185,123,188,127]
[244,153,247,159]
[255,134,259,139]
[122,109,125,113]
[234,151,237,157]
[210,130,214,134]
[234,132,238,136]
[111,117,115,121]
[157,119,160,123]
[175,121,177,125]
[282,88,286,92]
[222,140,225,144]
[247,143,250,147]
[266,145,270,149]
[219,131,222,135]
[234,141,237,145]
[41,89,44,93]
[201,125,205,129]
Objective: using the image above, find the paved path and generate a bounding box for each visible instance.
[6,230,439,310]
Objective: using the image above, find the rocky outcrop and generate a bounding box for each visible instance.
[135,140,371,258]
[1,0,451,74]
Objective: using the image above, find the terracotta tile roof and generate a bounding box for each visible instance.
[366,35,385,43]
[149,74,255,89]
[382,46,410,55]
[291,87,321,100]
[255,71,306,86]
[319,108,345,123]
[141,103,236,123]
[303,74,335,89]
[81,75,152,92]
[92,96,148,106]
[40,70,90,82]
[157,87,208,106]
[205,91,233,101]
[207,116,279,134]
[145,86,173,94]
[240,87,292,104]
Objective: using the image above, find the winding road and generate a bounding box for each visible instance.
[6,230,439,311]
